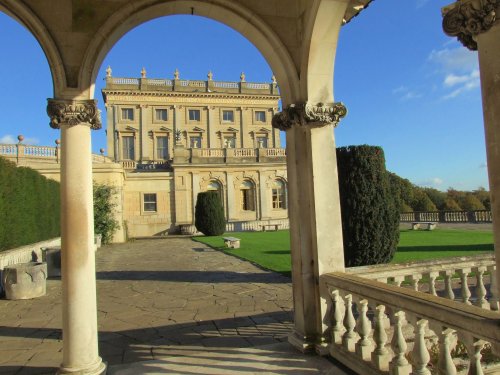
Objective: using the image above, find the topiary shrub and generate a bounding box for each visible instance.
[195,191,225,236]
[337,145,399,267]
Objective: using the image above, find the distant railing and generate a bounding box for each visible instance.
[401,210,492,223]
[188,147,286,164]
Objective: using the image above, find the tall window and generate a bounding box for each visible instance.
[207,180,223,203]
[255,110,266,122]
[240,180,255,211]
[190,136,201,148]
[155,109,168,121]
[222,110,234,122]
[156,136,168,159]
[223,136,236,148]
[121,108,134,121]
[143,193,157,212]
[272,179,287,209]
[188,109,201,121]
[122,136,135,160]
[256,136,268,148]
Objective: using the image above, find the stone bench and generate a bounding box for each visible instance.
[411,222,437,231]
[261,224,282,232]
[223,237,241,249]
[2,262,47,300]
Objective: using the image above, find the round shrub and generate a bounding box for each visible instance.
[195,191,226,236]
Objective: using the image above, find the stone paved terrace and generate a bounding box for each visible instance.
[0,238,349,374]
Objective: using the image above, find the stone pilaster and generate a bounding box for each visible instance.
[47,98,106,375]
[442,0,500,50]
[272,101,347,353]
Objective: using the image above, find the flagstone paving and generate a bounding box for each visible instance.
[0,238,346,375]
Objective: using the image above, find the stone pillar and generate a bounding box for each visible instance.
[192,173,200,223]
[207,106,217,148]
[47,99,106,375]
[442,0,500,301]
[272,102,347,352]
[226,173,237,221]
[259,171,270,220]
[139,104,148,161]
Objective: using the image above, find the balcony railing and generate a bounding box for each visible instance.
[401,210,493,223]
[188,147,286,164]
[322,254,500,375]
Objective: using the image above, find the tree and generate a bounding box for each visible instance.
[195,191,226,236]
[93,181,120,244]
[460,193,485,211]
[443,198,462,211]
[412,189,437,211]
[422,188,447,210]
[472,187,491,210]
[337,145,399,267]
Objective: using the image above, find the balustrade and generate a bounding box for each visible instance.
[323,272,500,375]
[401,210,492,223]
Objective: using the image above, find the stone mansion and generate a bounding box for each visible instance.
[0,70,289,241]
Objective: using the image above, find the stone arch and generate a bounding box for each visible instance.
[300,0,349,103]
[0,0,65,96]
[80,0,300,104]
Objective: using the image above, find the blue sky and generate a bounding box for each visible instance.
[0,0,487,191]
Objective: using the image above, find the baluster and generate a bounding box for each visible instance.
[429,272,438,296]
[394,276,405,288]
[342,294,357,352]
[372,305,390,371]
[459,268,472,305]
[487,265,499,311]
[441,271,455,301]
[355,299,373,360]
[410,274,422,292]
[474,267,489,309]
[331,290,345,344]
[466,339,486,375]
[437,328,457,375]
[389,311,412,375]
[412,319,431,375]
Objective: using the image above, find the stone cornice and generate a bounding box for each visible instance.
[442,0,500,50]
[271,102,347,131]
[47,99,101,130]
[102,89,279,102]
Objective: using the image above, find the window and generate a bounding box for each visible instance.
[188,109,201,121]
[272,180,287,209]
[207,180,223,202]
[190,136,201,148]
[143,193,157,212]
[223,137,236,148]
[156,136,168,160]
[222,110,234,122]
[155,109,168,121]
[121,108,134,121]
[255,110,266,122]
[256,136,268,148]
[240,180,255,211]
[122,136,135,160]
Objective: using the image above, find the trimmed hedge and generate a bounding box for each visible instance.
[0,156,60,251]
[195,191,226,236]
[337,145,399,266]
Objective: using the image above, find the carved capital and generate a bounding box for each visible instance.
[442,0,500,50]
[271,102,347,131]
[47,99,102,130]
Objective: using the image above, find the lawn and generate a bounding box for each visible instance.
[193,229,494,276]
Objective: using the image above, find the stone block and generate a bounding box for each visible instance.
[41,247,61,277]
[3,262,47,300]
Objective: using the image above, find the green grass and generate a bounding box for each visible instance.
[193,228,494,276]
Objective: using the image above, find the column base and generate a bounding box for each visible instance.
[288,331,316,353]
[58,358,106,375]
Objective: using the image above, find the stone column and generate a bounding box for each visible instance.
[259,171,270,220]
[226,173,237,221]
[207,106,217,148]
[442,0,500,300]
[272,102,347,352]
[139,104,148,161]
[192,173,200,224]
[47,99,106,375]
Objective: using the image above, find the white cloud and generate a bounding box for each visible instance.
[0,134,39,145]
[418,177,444,188]
[392,86,422,101]
[416,0,431,8]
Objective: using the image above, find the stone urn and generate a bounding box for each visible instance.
[3,262,47,300]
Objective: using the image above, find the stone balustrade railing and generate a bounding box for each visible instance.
[322,272,500,375]
[348,254,499,310]
[106,76,279,96]
[189,147,286,164]
[179,218,289,235]
[0,143,112,165]
[401,210,492,223]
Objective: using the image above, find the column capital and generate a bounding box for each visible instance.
[271,102,347,131]
[442,0,500,50]
[47,99,102,130]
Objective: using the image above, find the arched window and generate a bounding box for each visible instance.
[240,180,256,211]
[272,179,287,209]
[207,180,223,202]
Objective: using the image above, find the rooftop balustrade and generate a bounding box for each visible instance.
[189,147,286,164]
